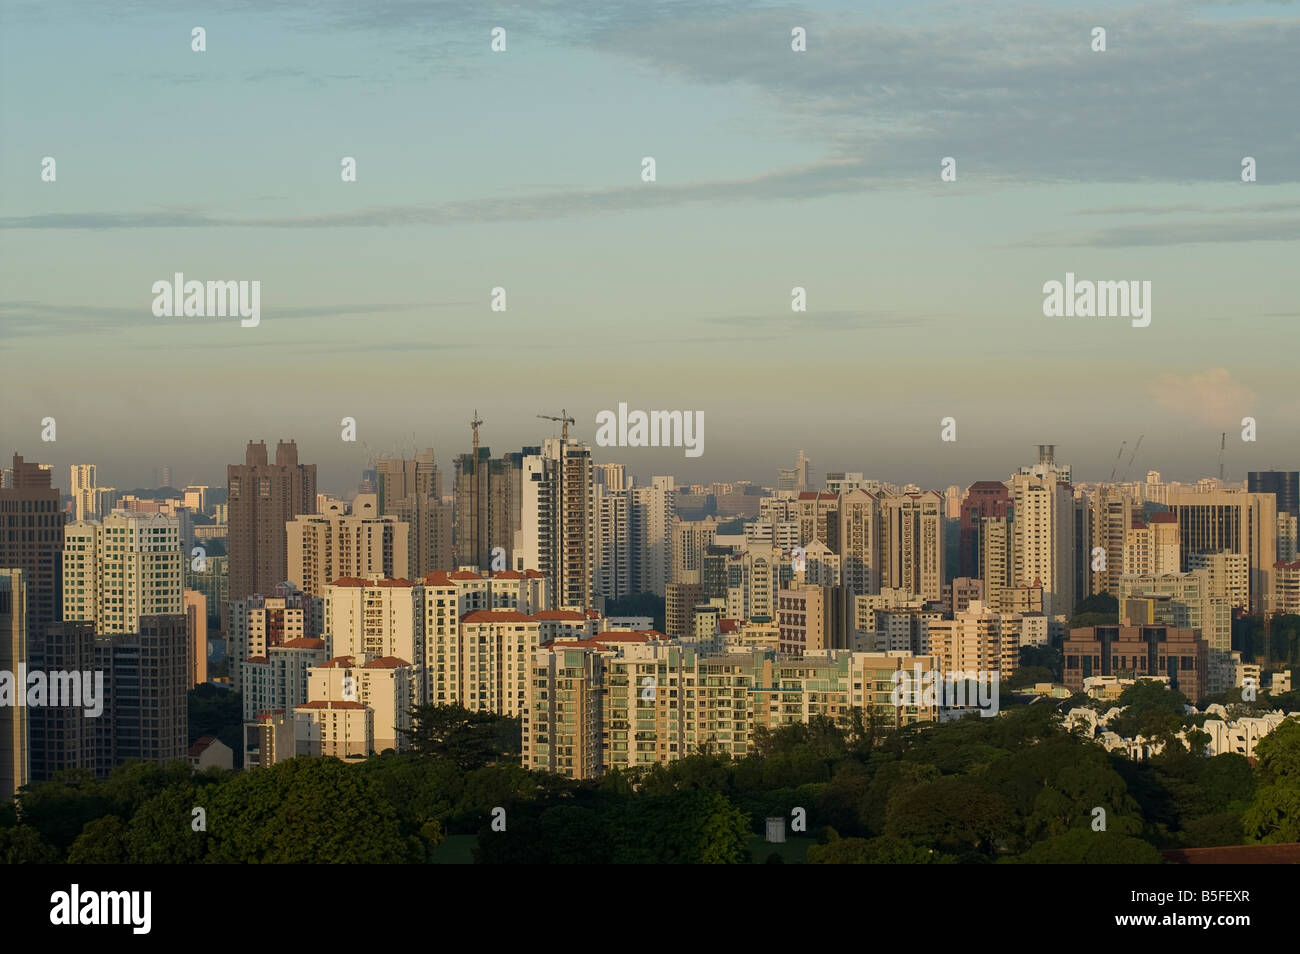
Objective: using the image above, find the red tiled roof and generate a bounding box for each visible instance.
[187,736,218,757]
[1162,843,1300,864]
[246,655,269,664]
[591,629,668,642]
[298,700,367,710]
[462,610,535,623]
[719,619,740,634]
[281,637,325,649]
[362,656,411,669]
[322,655,356,668]
[329,576,414,588]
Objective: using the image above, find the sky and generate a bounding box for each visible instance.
[1,0,1297,495]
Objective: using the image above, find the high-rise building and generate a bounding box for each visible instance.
[241,637,327,722]
[378,451,451,575]
[1124,512,1181,577]
[1020,444,1072,484]
[1187,551,1251,611]
[27,621,96,781]
[630,476,675,597]
[287,495,410,597]
[323,577,423,679]
[672,516,719,584]
[227,441,317,602]
[0,455,64,642]
[1169,489,1277,613]
[454,446,513,571]
[92,615,190,777]
[1248,471,1299,521]
[959,481,1010,579]
[62,512,183,635]
[30,615,189,780]
[1011,471,1076,617]
[837,488,880,590]
[184,589,208,688]
[593,483,631,602]
[824,472,865,495]
[878,491,944,603]
[69,464,98,521]
[979,516,1012,611]
[1118,570,1233,693]
[516,438,595,607]
[0,569,28,800]
[1089,488,1136,597]
[227,585,318,692]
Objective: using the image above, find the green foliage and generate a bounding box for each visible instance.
[206,757,408,863]
[0,824,59,863]
[404,704,521,769]
[1003,829,1163,864]
[1107,681,1190,740]
[66,815,128,863]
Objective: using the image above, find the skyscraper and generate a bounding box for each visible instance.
[287,495,410,597]
[62,511,183,635]
[631,476,675,597]
[0,569,28,800]
[1011,470,1077,617]
[1248,471,1299,521]
[69,464,98,521]
[377,451,452,575]
[454,448,513,570]
[878,491,944,603]
[959,481,1010,579]
[1169,489,1277,613]
[227,441,317,602]
[516,438,594,607]
[0,455,64,641]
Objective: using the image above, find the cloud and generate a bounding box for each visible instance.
[1004,215,1300,247]
[0,300,455,337]
[1148,367,1256,427]
[0,159,875,230]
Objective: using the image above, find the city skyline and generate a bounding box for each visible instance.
[3,0,1299,485]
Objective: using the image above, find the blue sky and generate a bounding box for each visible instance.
[2,0,1297,493]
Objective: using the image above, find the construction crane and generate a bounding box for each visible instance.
[1123,434,1144,481]
[1219,432,1226,482]
[470,410,483,457]
[1109,440,1127,482]
[538,409,575,443]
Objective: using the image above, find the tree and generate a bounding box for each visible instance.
[66,815,129,864]
[403,704,521,769]
[884,776,1015,856]
[0,825,59,863]
[1006,829,1163,864]
[206,757,407,863]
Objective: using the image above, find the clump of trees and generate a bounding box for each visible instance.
[3,693,1294,864]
